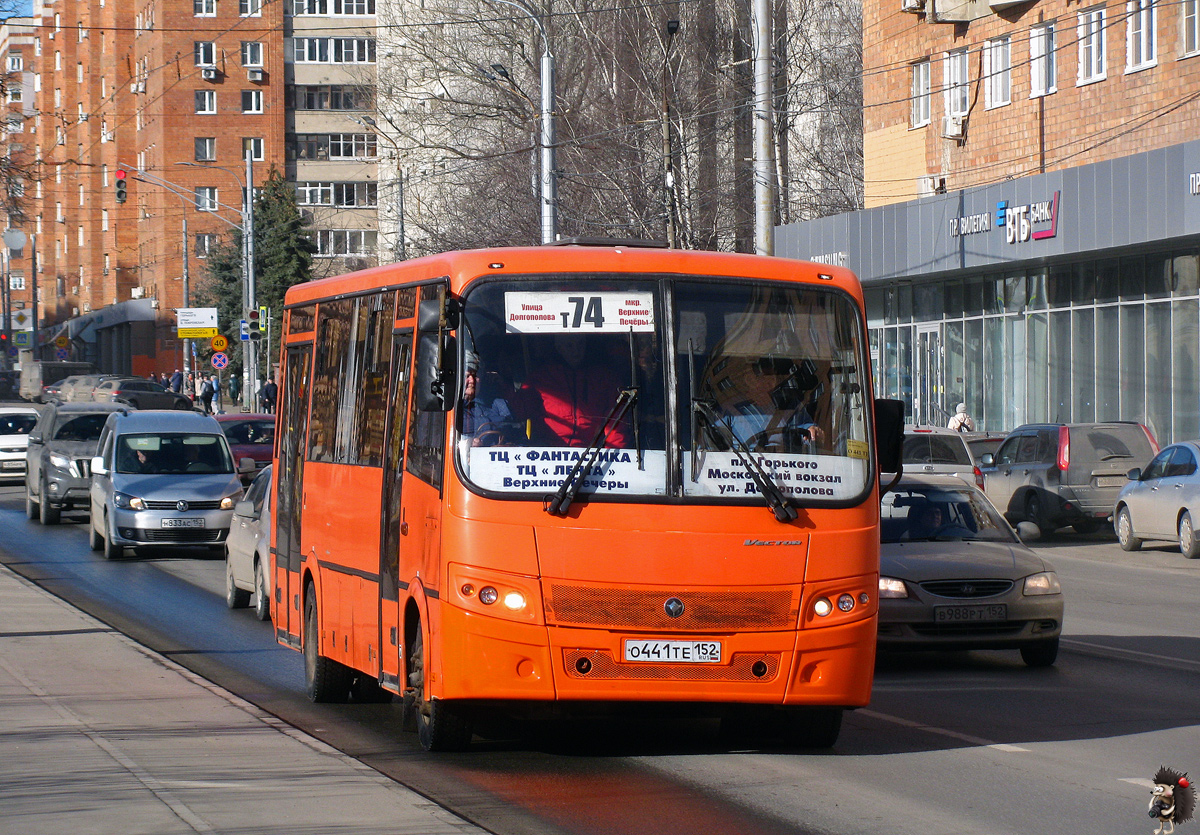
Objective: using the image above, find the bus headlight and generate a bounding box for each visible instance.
[449,563,542,624]
[813,597,833,617]
[503,591,526,610]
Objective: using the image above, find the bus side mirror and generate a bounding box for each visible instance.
[874,398,905,475]
[417,297,460,333]
[415,332,456,412]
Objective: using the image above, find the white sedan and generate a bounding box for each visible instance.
[0,405,40,481]
[225,465,273,620]
[1114,441,1200,558]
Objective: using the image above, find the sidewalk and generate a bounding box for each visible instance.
[0,564,485,835]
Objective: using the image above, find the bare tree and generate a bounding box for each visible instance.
[373,0,862,255]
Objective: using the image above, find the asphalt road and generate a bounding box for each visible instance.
[2,479,1198,835]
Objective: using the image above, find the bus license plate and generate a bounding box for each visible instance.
[934,605,1007,623]
[161,518,204,528]
[623,639,722,663]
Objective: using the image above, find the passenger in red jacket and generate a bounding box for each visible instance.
[514,335,631,448]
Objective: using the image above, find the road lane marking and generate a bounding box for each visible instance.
[858,708,1031,752]
[1062,638,1200,672]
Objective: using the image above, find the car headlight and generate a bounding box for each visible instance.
[879,577,909,599]
[48,453,72,471]
[219,491,242,510]
[113,491,145,510]
[1023,572,1062,596]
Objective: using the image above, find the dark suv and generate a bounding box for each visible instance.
[979,422,1158,534]
[25,402,128,524]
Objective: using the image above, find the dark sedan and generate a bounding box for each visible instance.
[215,414,275,480]
[878,475,1064,667]
[92,377,193,410]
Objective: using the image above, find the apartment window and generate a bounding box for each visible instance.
[239,0,262,15]
[241,41,263,66]
[1077,7,1107,83]
[292,0,376,13]
[195,187,219,212]
[242,137,264,161]
[296,182,333,204]
[5,116,22,133]
[293,38,330,63]
[7,85,21,104]
[314,229,378,256]
[195,90,216,114]
[242,90,263,113]
[6,54,21,72]
[944,49,970,117]
[288,84,372,110]
[1186,0,1200,55]
[984,37,1011,108]
[102,209,109,231]
[194,0,215,14]
[195,137,216,161]
[1126,0,1156,70]
[290,133,377,159]
[333,182,377,206]
[194,41,215,66]
[333,38,375,62]
[1030,23,1058,96]
[195,233,217,257]
[910,60,930,127]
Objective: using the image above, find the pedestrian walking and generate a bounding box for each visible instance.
[169,369,183,393]
[260,379,278,414]
[947,402,976,433]
[200,375,215,415]
[210,375,222,413]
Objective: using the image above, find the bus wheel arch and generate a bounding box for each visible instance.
[403,599,472,751]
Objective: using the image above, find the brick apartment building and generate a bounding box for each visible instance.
[5,0,380,380]
[778,0,1200,445]
[0,16,35,366]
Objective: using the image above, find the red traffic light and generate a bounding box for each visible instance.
[115,170,127,180]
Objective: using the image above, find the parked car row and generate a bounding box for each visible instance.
[21,403,277,616]
[45,374,193,410]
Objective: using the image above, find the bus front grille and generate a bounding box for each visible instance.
[544,585,798,630]
[563,650,781,682]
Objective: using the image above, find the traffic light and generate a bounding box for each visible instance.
[247,307,261,341]
[114,170,127,204]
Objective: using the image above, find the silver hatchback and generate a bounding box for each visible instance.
[88,411,251,559]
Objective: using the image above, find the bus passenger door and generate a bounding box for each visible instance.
[379,334,413,692]
[274,344,312,647]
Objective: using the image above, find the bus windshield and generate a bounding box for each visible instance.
[456,274,871,505]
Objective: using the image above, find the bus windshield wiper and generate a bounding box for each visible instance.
[692,399,798,523]
[544,388,638,517]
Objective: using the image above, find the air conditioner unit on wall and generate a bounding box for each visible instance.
[943,114,966,138]
[201,66,218,81]
[247,68,264,81]
[902,0,925,11]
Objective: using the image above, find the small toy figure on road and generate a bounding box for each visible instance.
[1149,766,1194,835]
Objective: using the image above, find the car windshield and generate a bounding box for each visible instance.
[222,419,275,446]
[0,413,37,435]
[880,483,1015,543]
[456,275,871,505]
[903,433,972,465]
[52,413,109,442]
[115,432,234,475]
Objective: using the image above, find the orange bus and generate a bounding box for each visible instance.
[271,242,903,751]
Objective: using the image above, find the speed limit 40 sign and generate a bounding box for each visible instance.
[211,334,229,352]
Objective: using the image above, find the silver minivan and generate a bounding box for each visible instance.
[88,410,252,559]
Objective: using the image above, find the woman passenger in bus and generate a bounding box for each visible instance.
[513,334,631,448]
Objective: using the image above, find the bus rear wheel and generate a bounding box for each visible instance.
[303,583,350,703]
[406,623,472,751]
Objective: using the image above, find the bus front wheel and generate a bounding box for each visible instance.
[780,707,843,749]
[303,583,350,703]
[406,623,472,751]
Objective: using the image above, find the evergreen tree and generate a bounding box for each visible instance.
[196,167,315,383]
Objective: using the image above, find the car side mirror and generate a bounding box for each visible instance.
[90,456,108,476]
[234,499,258,518]
[1126,467,1141,480]
[238,457,258,474]
[28,432,43,444]
[1015,521,1040,541]
[979,453,995,467]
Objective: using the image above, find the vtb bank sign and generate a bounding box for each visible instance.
[949,191,1061,244]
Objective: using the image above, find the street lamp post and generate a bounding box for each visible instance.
[486,0,556,243]
[662,19,679,249]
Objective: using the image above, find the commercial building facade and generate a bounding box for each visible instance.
[779,0,1200,445]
